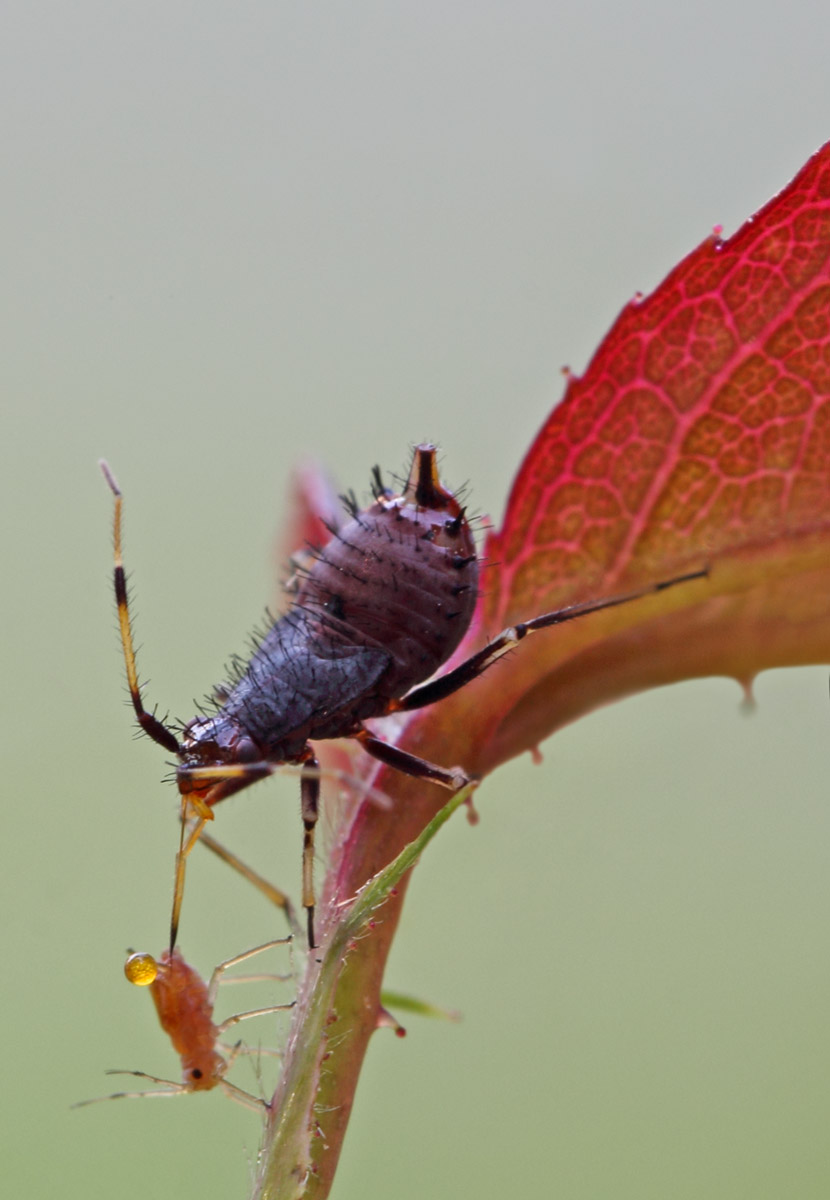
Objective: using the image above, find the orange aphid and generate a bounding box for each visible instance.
[78,938,293,1111]
[125,949,229,1093]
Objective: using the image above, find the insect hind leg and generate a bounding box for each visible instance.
[389,567,709,714]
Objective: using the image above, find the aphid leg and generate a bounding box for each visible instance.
[203,943,296,1111]
[206,938,294,1008]
[355,728,470,791]
[221,1043,285,1060]
[198,830,303,939]
[218,1079,271,1112]
[390,567,709,714]
[301,753,320,948]
[100,461,181,755]
[215,1000,296,1037]
[203,1045,271,1111]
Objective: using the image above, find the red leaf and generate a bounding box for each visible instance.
[425,140,830,775]
[325,139,830,932]
[487,141,830,625]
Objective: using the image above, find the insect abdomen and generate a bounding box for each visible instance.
[294,444,478,698]
[150,950,225,1089]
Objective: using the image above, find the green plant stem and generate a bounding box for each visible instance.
[252,783,474,1199]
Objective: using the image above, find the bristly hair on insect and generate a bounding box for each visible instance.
[101,446,707,953]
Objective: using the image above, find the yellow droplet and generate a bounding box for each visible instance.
[124,952,158,987]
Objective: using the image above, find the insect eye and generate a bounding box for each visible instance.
[234,736,260,763]
[191,1068,203,1080]
[124,952,158,987]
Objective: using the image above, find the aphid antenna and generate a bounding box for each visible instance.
[99,458,121,498]
[74,1070,271,1114]
[72,1073,186,1107]
[100,459,182,756]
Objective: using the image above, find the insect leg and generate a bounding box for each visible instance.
[215,1000,296,1039]
[301,754,320,948]
[206,937,293,1007]
[391,567,708,713]
[198,831,302,938]
[176,756,329,948]
[355,728,470,791]
[100,461,181,754]
[218,1079,271,1112]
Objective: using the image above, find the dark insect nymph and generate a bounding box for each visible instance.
[102,445,706,949]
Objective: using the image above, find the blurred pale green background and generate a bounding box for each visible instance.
[4,3,830,1197]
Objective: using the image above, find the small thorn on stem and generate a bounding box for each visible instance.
[376,1006,407,1037]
